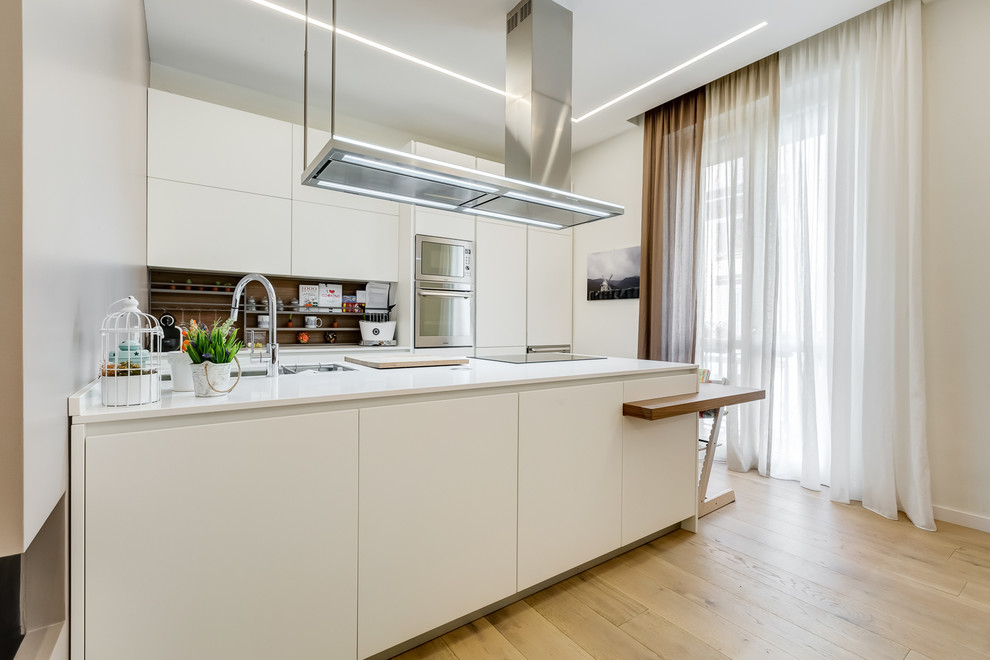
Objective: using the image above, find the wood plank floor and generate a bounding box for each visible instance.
[394,464,990,660]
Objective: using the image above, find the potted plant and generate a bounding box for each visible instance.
[185,318,243,397]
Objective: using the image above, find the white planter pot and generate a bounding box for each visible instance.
[166,351,194,392]
[189,358,241,397]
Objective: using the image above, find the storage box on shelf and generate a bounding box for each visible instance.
[147,268,393,348]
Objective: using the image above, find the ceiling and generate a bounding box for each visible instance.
[144,0,888,159]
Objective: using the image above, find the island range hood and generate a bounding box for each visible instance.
[300,0,624,229]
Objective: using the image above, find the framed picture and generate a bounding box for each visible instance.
[587,246,640,301]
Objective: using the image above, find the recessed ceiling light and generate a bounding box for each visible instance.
[572,21,769,123]
[246,0,506,97]
[341,154,500,194]
[315,180,458,210]
[472,209,564,230]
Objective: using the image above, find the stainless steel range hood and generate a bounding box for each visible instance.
[300,0,624,230]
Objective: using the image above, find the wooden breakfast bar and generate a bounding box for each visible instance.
[624,382,766,518]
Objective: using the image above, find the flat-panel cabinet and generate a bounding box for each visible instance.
[414,208,476,242]
[148,89,292,198]
[291,200,399,282]
[517,382,623,590]
[475,220,527,349]
[147,178,292,275]
[358,394,518,658]
[83,412,359,660]
[526,228,572,348]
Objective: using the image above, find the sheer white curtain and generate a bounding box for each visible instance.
[696,57,779,475]
[697,0,934,529]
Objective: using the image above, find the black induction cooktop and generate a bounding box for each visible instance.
[473,353,606,364]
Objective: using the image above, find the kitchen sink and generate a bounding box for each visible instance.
[278,363,356,375]
[233,362,357,377]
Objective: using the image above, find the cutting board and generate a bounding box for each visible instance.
[344,354,469,369]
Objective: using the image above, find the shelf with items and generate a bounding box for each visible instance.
[149,267,395,347]
[245,308,389,316]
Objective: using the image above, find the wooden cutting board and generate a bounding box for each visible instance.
[344,354,470,369]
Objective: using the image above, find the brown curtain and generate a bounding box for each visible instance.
[638,88,706,362]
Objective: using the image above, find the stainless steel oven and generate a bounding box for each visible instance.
[414,281,474,348]
[415,235,473,284]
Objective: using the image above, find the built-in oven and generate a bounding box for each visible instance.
[415,234,473,284]
[414,281,474,348]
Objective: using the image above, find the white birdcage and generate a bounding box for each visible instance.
[100,296,163,407]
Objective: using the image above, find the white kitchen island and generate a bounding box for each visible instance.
[69,355,700,660]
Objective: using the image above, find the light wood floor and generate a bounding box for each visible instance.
[394,464,990,660]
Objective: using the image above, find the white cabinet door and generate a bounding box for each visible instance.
[148,178,292,275]
[621,375,700,544]
[290,125,400,213]
[358,394,517,658]
[409,141,477,169]
[291,200,398,281]
[414,208,475,242]
[148,89,292,198]
[526,228,572,348]
[84,411,359,660]
[475,157,505,176]
[517,382,623,590]
[475,219,527,348]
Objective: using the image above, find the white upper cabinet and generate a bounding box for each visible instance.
[148,89,292,199]
[291,200,398,282]
[414,208,475,243]
[475,219,527,348]
[526,228,572,348]
[290,125,399,214]
[408,141,477,169]
[148,178,292,275]
[475,157,505,176]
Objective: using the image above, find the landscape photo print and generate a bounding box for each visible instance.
[587,246,640,301]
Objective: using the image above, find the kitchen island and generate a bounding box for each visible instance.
[69,355,700,660]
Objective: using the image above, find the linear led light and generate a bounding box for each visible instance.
[503,191,611,217]
[315,180,457,210]
[341,154,499,194]
[333,136,624,211]
[572,21,769,123]
[473,209,564,230]
[247,0,505,97]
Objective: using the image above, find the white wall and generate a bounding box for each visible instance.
[571,123,644,358]
[921,0,990,530]
[0,0,24,559]
[17,0,149,555]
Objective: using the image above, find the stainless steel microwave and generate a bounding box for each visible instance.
[415,235,473,284]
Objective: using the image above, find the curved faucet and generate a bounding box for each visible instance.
[230,273,279,377]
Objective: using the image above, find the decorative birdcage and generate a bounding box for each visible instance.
[100,296,163,407]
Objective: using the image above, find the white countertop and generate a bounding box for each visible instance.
[69,354,696,424]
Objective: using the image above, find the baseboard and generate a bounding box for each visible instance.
[933,505,990,534]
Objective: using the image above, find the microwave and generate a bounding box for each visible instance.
[415,235,473,284]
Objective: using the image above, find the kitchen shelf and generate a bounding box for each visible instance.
[150,286,238,295]
[248,327,360,332]
[247,308,389,315]
[149,267,394,348]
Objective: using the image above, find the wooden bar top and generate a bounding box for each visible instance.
[623,382,766,421]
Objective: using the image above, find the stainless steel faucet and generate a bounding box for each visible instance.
[230,273,279,377]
